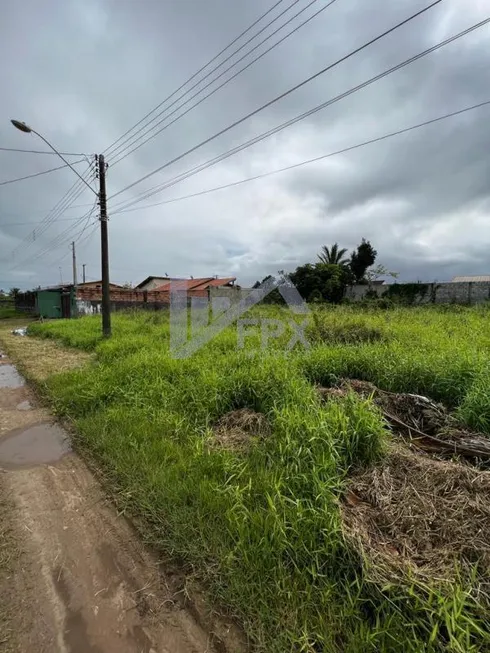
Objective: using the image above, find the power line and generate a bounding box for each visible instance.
[111,0,337,167]
[8,202,98,271]
[0,146,88,156]
[9,175,92,254]
[110,0,442,201]
[0,159,85,187]
[111,99,490,214]
[0,202,95,219]
[7,160,96,260]
[49,218,99,269]
[0,217,91,228]
[112,15,490,213]
[103,0,290,156]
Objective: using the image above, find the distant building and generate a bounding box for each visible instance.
[136,276,236,292]
[135,276,179,291]
[451,276,490,283]
[77,280,123,290]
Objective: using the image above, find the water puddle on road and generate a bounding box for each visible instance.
[0,364,24,389]
[0,423,71,469]
[16,400,32,411]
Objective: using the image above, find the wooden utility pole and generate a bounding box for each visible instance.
[82,264,86,284]
[72,242,78,318]
[71,242,77,287]
[97,154,111,337]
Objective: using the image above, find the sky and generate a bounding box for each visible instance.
[0,0,489,290]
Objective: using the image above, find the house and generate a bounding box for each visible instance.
[451,276,490,283]
[152,277,236,292]
[19,281,123,319]
[136,276,236,292]
[135,276,178,291]
[77,280,123,290]
[33,285,76,319]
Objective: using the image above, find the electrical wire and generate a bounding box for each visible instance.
[51,217,98,267]
[103,0,291,156]
[0,202,96,219]
[0,146,88,156]
[112,12,489,212]
[110,0,337,166]
[110,99,490,214]
[0,159,85,187]
[74,199,99,244]
[6,159,96,260]
[109,0,332,164]
[10,177,91,253]
[0,217,89,228]
[8,201,98,271]
[77,222,99,250]
[110,0,443,202]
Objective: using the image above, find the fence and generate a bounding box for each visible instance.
[345,281,490,305]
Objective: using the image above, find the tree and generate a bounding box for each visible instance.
[350,239,377,283]
[252,275,285,304]
[318,243,349,266]
[290,263,348,304]
[9,287,20,299]
[365,264,399,288]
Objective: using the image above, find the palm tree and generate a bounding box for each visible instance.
[317,243,348,266]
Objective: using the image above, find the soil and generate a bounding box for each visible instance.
[0,344,245,653]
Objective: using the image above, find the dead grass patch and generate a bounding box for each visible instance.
[320,379,490,460]
[342,445,490,584]
[0,326,90,383]
[212,408,271,451]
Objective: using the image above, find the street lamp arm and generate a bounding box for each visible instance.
[30,130,98,196]
[10,119,97,196]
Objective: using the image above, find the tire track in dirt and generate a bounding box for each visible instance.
[0,347,229,653]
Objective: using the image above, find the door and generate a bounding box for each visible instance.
[61,292,71,318]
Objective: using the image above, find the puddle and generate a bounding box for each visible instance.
[0,365,24,389]
[53,568,102,653]
[16,400,32,411]
[0,423,71,469]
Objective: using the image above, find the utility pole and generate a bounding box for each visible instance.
[82,264,86,284]
[97,154,111,337]
[71,242,77,287]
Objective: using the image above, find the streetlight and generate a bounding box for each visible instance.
[10,119,111,337]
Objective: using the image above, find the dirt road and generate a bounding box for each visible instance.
[0,347,228,653]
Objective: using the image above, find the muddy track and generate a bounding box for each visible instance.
[0,349,228,653]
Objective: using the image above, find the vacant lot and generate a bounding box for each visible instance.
[27,305,490,652]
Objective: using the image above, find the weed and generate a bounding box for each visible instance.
[24,305,490,651]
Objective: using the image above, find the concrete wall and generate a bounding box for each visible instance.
[346,282,490,305]
[345,285,386,300]
[208,286,252,303]
[77,300,171,315]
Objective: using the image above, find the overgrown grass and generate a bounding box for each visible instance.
[26,305,490,651]
[0,306,21,320]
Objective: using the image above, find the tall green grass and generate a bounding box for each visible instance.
[28,306,490,651]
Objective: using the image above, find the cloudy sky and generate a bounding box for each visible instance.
[0,0,489,290]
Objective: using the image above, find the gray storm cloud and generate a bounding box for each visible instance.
[0,0,489,289]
